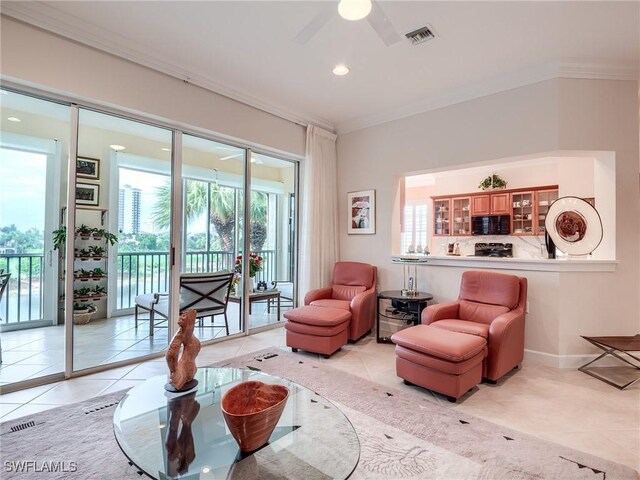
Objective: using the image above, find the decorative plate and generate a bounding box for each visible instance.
[545,196,602,255]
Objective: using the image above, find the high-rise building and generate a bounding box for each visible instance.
[118,185,141,234]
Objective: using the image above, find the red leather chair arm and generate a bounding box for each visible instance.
[486,309,526,380]
[349,288,377,340]
[304,287,332,305]
[421,302,460,325]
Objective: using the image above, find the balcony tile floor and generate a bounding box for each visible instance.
[0,302,283,384]
[1,325,639,474]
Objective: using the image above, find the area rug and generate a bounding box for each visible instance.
[0,347,636,480]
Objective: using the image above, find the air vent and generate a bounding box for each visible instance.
[405,26,435,45]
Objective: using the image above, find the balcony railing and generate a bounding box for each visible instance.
[0,253,44,324]
[116,249,277,310]
[0,250,279,323]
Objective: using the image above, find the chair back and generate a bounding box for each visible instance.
[179,271,233,316]
[458,270,524,325]
[331,262,376,301]
[0,273,10,302]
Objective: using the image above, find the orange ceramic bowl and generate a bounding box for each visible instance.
[221,381,289,452]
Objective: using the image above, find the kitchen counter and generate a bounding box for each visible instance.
[391,255,618,272]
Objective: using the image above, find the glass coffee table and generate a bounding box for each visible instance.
[113,367,360,479]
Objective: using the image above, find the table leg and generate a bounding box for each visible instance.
[277,295,281,322]
[578,338,640,390]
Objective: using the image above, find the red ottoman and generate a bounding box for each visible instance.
[391,325,487,402]
[284,306,351,358]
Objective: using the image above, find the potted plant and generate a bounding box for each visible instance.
[234,253,263,292]
[73,302,96,325]
[88,245,106,259]
[76,248,92,260]
[74,287,93,300]
[52,227,66,250]
[76,224,94,239]
[91,267,106,278]
[478,174,508,191]
[93,228,119,245]
[92,285,107,299]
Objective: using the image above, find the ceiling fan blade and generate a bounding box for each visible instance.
[220,153,243,161]
[367,0,402,47]
[292,3,334,45]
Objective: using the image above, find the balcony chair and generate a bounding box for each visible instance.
[134,271,234,337]
[304,261,377,341]
[0,272,11,364]
[422,270,528,382]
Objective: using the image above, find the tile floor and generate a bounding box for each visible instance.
[0,302,284,384]
[0,326,638,474]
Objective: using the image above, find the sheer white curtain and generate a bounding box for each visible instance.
[299,125,339,298]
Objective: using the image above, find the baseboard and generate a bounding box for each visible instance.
[524,349,621,369]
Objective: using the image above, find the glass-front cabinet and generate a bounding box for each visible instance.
[433,199,450,236]
[536,189,559,234]
[511,191,534,235]
[451,197,471,235]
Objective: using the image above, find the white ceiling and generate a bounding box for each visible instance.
[3,1,639,133]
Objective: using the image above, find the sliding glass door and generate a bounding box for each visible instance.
[73,109,173,372]
[181,134,245,339]
[0,89,70,385]
[0,86,299,393]
[247,153,297,330]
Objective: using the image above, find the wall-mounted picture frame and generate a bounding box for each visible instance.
[76,183,100,206]
[348,189,376,235]
[76,156,100,180]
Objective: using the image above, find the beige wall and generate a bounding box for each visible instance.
[0,16,305,158]
[337,78,640,364]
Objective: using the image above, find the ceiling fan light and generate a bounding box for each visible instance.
[338,0,372,21]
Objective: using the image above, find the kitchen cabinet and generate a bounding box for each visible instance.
[491,193,510,214]
[535,189,559,234]
[451,197,471,235]
[433,199,450,236]
[511,192,534,235]
[472,193,509,215]
[434,197,471,236]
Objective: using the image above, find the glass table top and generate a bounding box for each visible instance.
[113,367,360,479]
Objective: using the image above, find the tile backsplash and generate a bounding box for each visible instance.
[430,235,547,259]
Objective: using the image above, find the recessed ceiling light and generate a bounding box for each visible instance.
[338,0,372,21]
[7,117,21,122]
[332,65,350,76]
[110,144,125,151]
[161,147,170,152]
[201,467,211,474]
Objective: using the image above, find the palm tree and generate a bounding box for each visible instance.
[153,179,268,252]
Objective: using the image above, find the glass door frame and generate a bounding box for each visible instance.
[0,81,301,394]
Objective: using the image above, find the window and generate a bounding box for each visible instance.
[401,202,428,253]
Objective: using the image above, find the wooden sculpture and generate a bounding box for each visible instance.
[165,309,201,392]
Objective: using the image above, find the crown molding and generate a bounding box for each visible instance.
[1,3,335,132]
[3,4,637,137]
[336,60,639,134]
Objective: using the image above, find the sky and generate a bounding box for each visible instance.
[119,167,207,234]
[0,148,47,231]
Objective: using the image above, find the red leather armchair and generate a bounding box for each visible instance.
[422,270,527,381]
[304,262,377,341]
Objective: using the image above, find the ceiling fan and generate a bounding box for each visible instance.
[293,0,402,47]
[220,153,263,164]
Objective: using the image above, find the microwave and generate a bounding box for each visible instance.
[471,215,510,235]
